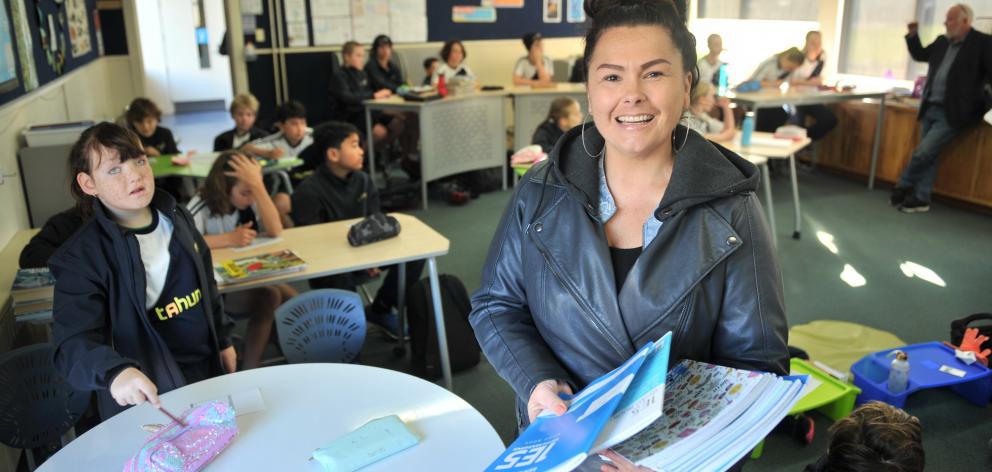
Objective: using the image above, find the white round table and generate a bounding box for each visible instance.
[37,364,504,471]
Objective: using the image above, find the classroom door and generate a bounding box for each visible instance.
[158,0,232,109]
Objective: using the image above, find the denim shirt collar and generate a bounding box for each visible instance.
[597,156,664,248]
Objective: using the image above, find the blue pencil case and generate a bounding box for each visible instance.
[311,415,419,472]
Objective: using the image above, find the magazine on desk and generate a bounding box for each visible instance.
[214,249,307,284]
[485,331,806,472]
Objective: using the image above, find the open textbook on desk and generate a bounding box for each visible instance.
[486,332,806,472]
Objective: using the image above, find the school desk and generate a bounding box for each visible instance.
[34,364,503,471]
[150,152,303,193]
[728,86,887,189]
[363,92,509,209]
[211,213,457,390]
[721,131,812,241]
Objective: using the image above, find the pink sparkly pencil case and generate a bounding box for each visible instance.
[123,401,238,472]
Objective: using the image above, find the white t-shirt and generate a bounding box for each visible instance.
[750,56,789,82]
[247,129,314,157]
[514,56,555,81]
[186,194,263,237]
[697,56,725,85]
[432,63,476,85]
[789,51,826,82]
[231,132,254,149]
[134,210,174,310]
[687,112,725,136]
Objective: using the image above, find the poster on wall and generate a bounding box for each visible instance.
[566,0,584,23]
[452,6,496,23]
[482,0,524,7]
[66,0,91,57]
[0,0,18,92]
[241,0,264,15]
[543,0,561,23]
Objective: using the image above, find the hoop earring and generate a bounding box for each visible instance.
[672,123,689,154]
[581,114,605,158]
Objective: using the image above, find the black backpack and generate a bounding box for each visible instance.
[406,274,480,379]
[950,313,992,352]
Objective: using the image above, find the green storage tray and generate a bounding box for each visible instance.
[751,359,862,460]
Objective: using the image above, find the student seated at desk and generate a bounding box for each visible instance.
[513,32,554,86]
[748,47,804,133]
[50,123,236,421]
[330,41,403,150]
[786,31,838,141]
[365,35,405,93]
[127,98,179,158]
[422,57,439,86]
[290,121,424,338]
[213,93,267,152]
[697,33,726,87]
[687,82,736,143]
[187,151,297,369]
[531,97,583,154]
[431,40,475,85]
[19,207,86,269]
[243,100,313,161]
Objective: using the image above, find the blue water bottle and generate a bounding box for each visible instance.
[741,111,755,147]
[717,64,729,96]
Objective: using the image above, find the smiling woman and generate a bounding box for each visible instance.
[469,0,788,468]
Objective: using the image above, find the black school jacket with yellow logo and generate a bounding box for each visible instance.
[50,190,234,420]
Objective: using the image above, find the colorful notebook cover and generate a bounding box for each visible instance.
[214,249,307,284]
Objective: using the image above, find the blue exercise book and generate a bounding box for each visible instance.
[485,332,673,472]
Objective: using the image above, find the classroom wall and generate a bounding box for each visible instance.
[0,56,135,251]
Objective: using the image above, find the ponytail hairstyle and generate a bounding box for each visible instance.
[546,96,579,122]
[582,0,698,91]
[67,122,146,218]
[199,150,245,217]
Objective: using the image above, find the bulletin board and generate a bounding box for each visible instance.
[0,0,100,107]
[426,0,585,42]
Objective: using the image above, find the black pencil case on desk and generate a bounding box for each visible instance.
[401,92,442,102]
[347,213,401,247]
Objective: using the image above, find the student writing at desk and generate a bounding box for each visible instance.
[786,31,837,142]
[290,122,424,339]
[187,151,297,370]
[748,47,804,134]
[51,123,236,421]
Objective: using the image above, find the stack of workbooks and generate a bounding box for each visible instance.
[9,268,56,322]
[485,331,805,472]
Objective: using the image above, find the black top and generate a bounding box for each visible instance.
[905,28,992,129]
[137,126,180,155]
[132,213,211,365]
[365,59,405,93]
[329,66,374,127]
[290,165,380,227]
[532,120,564,154]
[213,126,268,152]
[609,246,642,293]
[19,207,86,269]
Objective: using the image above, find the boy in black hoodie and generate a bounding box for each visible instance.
[330,41,405,150]
[291,121,423,338]
[50,123,235,420]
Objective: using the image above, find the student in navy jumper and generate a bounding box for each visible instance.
[50,123,236,420]
[213,93,268,152]
[531,96,583,154]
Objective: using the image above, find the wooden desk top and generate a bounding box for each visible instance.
[364,90,509,109]
[720,131,812,159]
[507,83,586,96]
[728,87,887,108]
[213,213,449,293]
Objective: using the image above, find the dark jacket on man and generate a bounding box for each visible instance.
[50,190,234,420]
[19,207,86,269]
[469,123,789,428]
[906,28,992,129]
[365,59,405,93]
[213,126,268,152]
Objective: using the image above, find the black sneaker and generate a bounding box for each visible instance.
[899,195,930,213]
[889,186,911,206]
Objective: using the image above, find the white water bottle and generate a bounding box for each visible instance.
[887,350,909,393]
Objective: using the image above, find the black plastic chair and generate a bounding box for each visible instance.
[0,344,90,470]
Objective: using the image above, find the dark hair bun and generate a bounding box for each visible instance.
[584,0,687,22]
